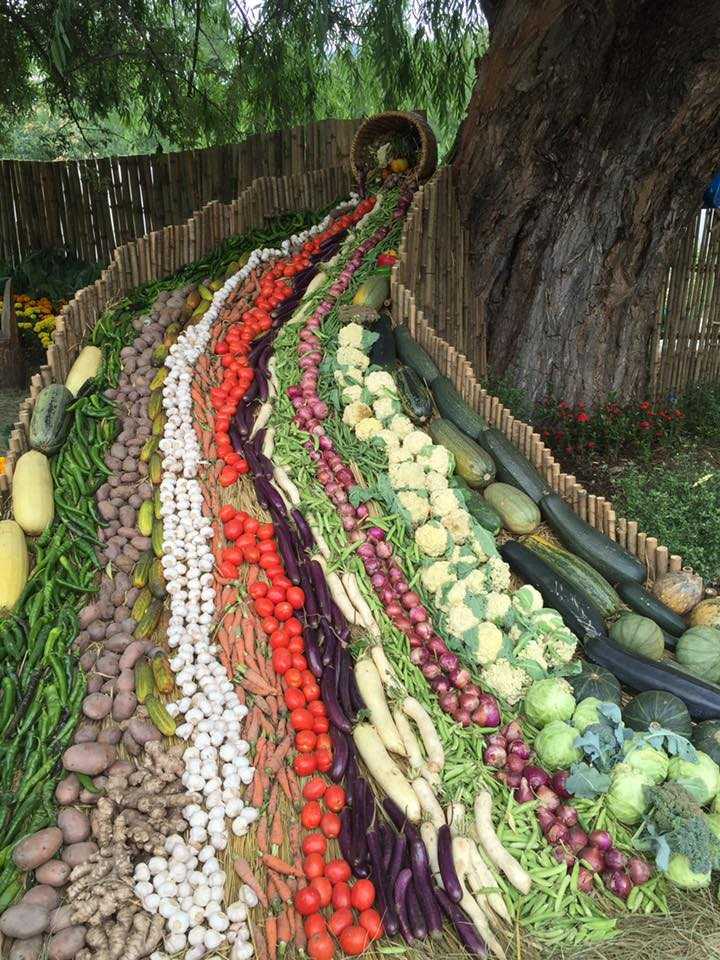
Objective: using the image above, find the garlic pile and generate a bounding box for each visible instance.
[141,199,358,960]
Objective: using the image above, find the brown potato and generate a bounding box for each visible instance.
[62,743,116,776]
[0,903,49,939]
[57,808,91,845]
[34,860,71,887]
[12,828,63,871]
[47,924,87,960]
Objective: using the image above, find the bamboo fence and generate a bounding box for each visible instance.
[0,119,361,267]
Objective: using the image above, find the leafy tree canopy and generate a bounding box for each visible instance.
[0,0,486,158]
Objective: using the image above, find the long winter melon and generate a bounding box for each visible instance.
[65,346,102,396]
[393,325,440,383]
[0,520,28,611]
[12,450,54,536]
[484,483,540,534]
[428,419,495,489]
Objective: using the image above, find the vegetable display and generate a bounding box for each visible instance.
[1,160,719,960]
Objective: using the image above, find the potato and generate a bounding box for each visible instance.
[112,692,137,722]
[48,905,73,933]
[22,885,60,910]
[34,860,71,887]
[55,774,80,805]
[9,935,43,960]
[128,718,161,745]
[12,828,63,871]
[72,723,98,744]
[98,726,122,745]
[82,693,111,720]
[57,808,90,844]
[47,925,87,960]
[62,742,116,776]
[61,842,98,868]
[119,639,151,671]
[0,903,49,938]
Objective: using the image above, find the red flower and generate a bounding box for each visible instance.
[565,446,574,454]
[639,400,652,411]
[639,420,651,430]
[576,412,590,423]
[587,441,596,449]
[675,409,684,419]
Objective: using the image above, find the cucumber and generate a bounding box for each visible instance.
[478,428,551,503]
[523,535,622,618]
[394,325,440,383]
[616,580,687,638]
[431,376,487,440]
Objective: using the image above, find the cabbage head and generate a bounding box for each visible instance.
[534,720,581,772]
[667,751,720,806]
[606,763,653,825]
[665,853,711,889]
[523,677,575,728]
[621,740,669,785]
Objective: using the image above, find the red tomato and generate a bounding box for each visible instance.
[303,682,321,703]
[295,886,321,916]
[339,926,370,956]
[302,853,325,880]
[236,458,249,476]
[270,628,289,650]
[219,505,237,522]
[244,518,259,534]
[259,553,281,571]
[285,586,305,609]
[285,668,303,688]
[254,597,274,618]
[315,733,332,752]
[324,859,351,884]
[295,730,317,753]
[302,833,327,857]
[302,777,327,801]
[320,812,341,838]
[307,700,326,717]
[273,575,293,590]
[257,522,275,540]
[284,687,306,710]
[294,753,317,777]
[350,880,375,912]
[285,617,303,636]
[219,465,237,487]
[331,882,351,911]
[359,908,384,940]
[310,876,332,907]
[290,708,314,731]
[312,717,329,734]
[260,616,278,635]
[271,648,292,675]
[324,785,346,812]
[300,670,315,686]
[224,518,244,540]
[244,545,260,563]
[292,654,308,672]
[218,561,237,580]
[328,907,353,937]
[274,601,294,622]
[304,914,327,938]
[258,540,278,556]
[248,581,267,599]
[307,932,335,960]
[267,586,286,604]
[288,637,305,655]
[314,748,332,773]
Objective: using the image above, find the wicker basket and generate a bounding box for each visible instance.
[350,111,438,184]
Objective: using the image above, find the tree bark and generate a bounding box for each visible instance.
[453,0,720,404]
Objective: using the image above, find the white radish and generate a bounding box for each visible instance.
[250,401,273,438]
[468,839,511,923]
[411,777,445,827]
[313,556,358,624]
[420,821,441,879]
[369,645,399,689]
[267,356,279,395]
[474,790,531,895]
[341,572,379,635]
[273,466,301,505]
[402,697,444,773]
[452,836,506,959]
[261,426,275,458]
[353,723,420,822]
[308,520,330,559]
[354,659,406,756]
[393,708,424,771]
[303,271,327,300]
[446,802,466,836]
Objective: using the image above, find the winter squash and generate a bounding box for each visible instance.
[676,626,720,683]
[609,613,664,661]
[623,690,693,737]
[689,597,720,630]
[652,570,703,616]
[568,663,622,706]
[693,720,720,765]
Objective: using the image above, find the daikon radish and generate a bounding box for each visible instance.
[420,821,441,878]
[402,697,444,774]
[354,659,406,756]
[341,572,379,634]
[452,836,506,959]
[369,645,399,689]
[474,791,531,895]
[262,426,275,458]
[353,724,420,822]
[447,802,466,836]
[411,777,444,827]
[250,401,273,438]
[274,466,301,505]
[468,839,511,923]
[393,708,424,771]
[307,518,330,559]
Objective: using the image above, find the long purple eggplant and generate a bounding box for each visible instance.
[383,797,408,832]
[291,509,315,551]
[335,647,355,719]
[338,808,353,864]
[320,621,337,666]
[349,669,365,713]
[320,666,351,733]
[379,823,394,872]
[394,869,416,945]
[244,444,272,480]
[350,779,369,877]
[329,727,350,782]
[254,477,287,518]
[275,526,301,585]
[437,824,463,903]
[435,888,487,956]
[405,878,428,940]
[367,829,398,936]
[406,824,443,938]
[387,833,407,894]
[308,560,332,621]
[344,753,359,807]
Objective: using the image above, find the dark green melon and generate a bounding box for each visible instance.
[568,663,622,706]
[609,613,664,661]
[623,690,693,738]
[692,720,720,765]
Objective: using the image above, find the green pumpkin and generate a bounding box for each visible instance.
[568,663,621,706]
[693,720,720,765]
[623,690,693,738]
[676,626,720,683]
[610,613,664,661]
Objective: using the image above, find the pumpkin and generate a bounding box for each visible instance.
[652,570,703,615]
[689,597,720,630]
[609,613,664,661]
[676,626,720,683]
[623,690,693,737]
[693,720,720,765]
[568,663,622,706]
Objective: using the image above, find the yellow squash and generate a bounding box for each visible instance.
[0,520,29,611]
[12,450,54,536]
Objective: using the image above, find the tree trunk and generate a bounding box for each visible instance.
[453,0,720,404]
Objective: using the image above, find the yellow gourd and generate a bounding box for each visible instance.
[12,450,54,535]
[65,346,102,396]
[0,520,29,611]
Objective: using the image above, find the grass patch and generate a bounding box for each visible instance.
[610,448,720,582]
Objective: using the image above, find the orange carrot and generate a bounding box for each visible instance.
[233,858,268,907]
[245,705,261,743]
[289,823,301,857]
[266,694,279,725]
[266,734,293,774]
[272,875,293,903]
[265,916,278,960]
[276,911,291,945]
[253,928,268,960]
[270,809,283,849]
[256,813,268,854]
[251,770,268,810]
[277,766,293,803]
[294,914,307,952]
[243,617,257,659]
[261,854,303,878]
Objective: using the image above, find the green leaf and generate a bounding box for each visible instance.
[515,658,547,680]
[639,728,698,762]
[566,763,611,799]
[349,485,374,507]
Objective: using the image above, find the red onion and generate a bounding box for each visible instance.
[604,849,627,871]
[395,616,412,634]
[537,808,556,835]
[368,527,386,542]
[392,579,410,596]
[506,755,526,775]
[505,770,522,788]
[628,857,652,885]
[486,733,507,750]
[522,766,550,791]
[502,720,523,742]
[508,740,531,760]
[578,846,605,873]
[483,745,507,768]
[422,663,442,681]
[515,778,534,804]
[588,830,612,852]
[567,826,588,853]
[472,695,500,728]
[459,691,480,714]
[385,601,402,619]
[439,652,458,673]
[553,845,575,868]
[409,606,427,624]
[370,573,386,589]
[495,771,509,787]
[535,786,560,810]
[358,543,375,561]
[432,677,450,695]
[401,591,421,609]
[455,710,472,728]
[547,822,568,844]
[577,868,594,894]
[376,541,393,559]
[551,771,571,799]
[410,648,428,666]
[607,871,632,900]
[355,505,369,520]
[439,691,459,713]
[388,565,403,582]
[413,622,432,642]
[450,667,471,689]
[555,804,578,828]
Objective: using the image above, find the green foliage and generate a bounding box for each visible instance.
[1,249,101,301]
[0,1,486,159]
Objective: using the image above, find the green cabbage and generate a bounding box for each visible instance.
[572,697,603,733]
[665,853,712,889]
[622,740,669,785]
[606,763,653,825]
[534,720,581,772]
[667,751,720,806]
[523,677,575,728]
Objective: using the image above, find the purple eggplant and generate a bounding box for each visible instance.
[394,869,417,945]
[329,598,347,633]
[383,797,408,832]
[367,829,398,935]
[435,889,487,956]
[338,808,353,864]
[329,727,350,782]
[437,824,463,903]
[320,666,352,733]
[320,621,337,666]
[388,833,407,893]
[335,648,355,719]
[275,526,301,584]
[406,824,443,938]
[291,509,315,551]
[244,444,272,480]
[350,779,369,874]
[348,669,365,713]
[344,753,359,807]
[303,627,323,678]
[379,823,394,872]
[255,478,287,518]
[405,878,428,940]
[229,422,245,454]
[308,560,332,620]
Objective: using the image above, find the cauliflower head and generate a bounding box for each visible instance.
[512,584,544,616]
[471,621,504,665]
[417,445,454,477]
[397,490,430,526]
[375,428,399,450]
[482,660,531,706]
[389,461,426,491]
[421,561,454,593]
[336,346,369,370]
[355,417,383,441]
[486,556,512,592]
[415,520,450,558]
[425,470,450,493]
[373,396,402,422]
[388,414,414,439]
[342,384,363,404]
[447,603,480,638]
[442,509,472,544]
[343,401,372,427]
[402,430,432,457]
[521,639,548,671]
[334,366,364,388]
[338,322,365,349]
[365,370,397,396]
[485,592,512,625]
[430,488,462,518]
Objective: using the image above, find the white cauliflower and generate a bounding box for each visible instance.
[421,561,454,593]
[402,430,432,457]
[430,488,462,518]
[545,632,577,666]
[512,584,544,615]
[446,579,469,608]
[471,621,503,665]
[338,322,365,349]
[342,384,363,404]
[397,490,430,526]
[388,444,412,464]
[375,428,400,449]
[373,396,401,422]
[425,470,450,493]
[485,592,512,624]
[482,660,531,706]
[417,445,454,476]
[447,603,479,637]
[343,401,372,426]
[365,370,397,396]
[509,625,523,642]
[336,346,370,369]
[389,414,414,439]
[486,556,512,592]
[442,509,472,544]
[522,639,548,671]
[334,366,364,388]
[415,520,450,558]
[389,461,426,491]
[355,417,383,441]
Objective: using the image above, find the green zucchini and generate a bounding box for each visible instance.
[395,365,433,424]
[478,428,551,503]
[523,535,622,618]
[431,376,487,439]
[616,580,687,638]
[29,384,74,455]
[369,313,397,368]
[540,493,646,585]
[428,418,495,489]
[394,325,440,383]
